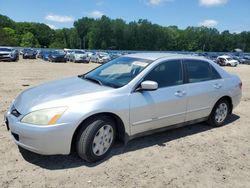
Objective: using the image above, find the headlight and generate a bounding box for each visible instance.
[21,107,67,125]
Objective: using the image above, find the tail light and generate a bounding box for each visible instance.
[239,82,242,89]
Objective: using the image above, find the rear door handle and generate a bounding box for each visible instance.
[214,83,222,89]
[175,90,186,97]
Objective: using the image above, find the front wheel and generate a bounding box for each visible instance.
[76,116,116,162]
[207,99,230,127]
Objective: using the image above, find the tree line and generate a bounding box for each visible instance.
[1,14,250,52]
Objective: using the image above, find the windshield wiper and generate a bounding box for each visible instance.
[84,76,103,86]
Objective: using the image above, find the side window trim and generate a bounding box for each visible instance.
[182,59,188,84]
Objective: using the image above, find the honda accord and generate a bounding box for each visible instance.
[4,53,242,162]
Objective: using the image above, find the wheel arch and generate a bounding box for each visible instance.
[70,112,126,153]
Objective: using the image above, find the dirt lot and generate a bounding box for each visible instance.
[0,58,249,188]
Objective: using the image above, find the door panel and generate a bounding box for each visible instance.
[184,59,224,121]
[185,80,223,121]
[130,85,188,135]
[129,59,187,135]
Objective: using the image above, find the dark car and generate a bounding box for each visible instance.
[41,51,51,61]
[241,56,250,65]
[0,47,19,62]
[48,51,67,63]
[22,49,37,59]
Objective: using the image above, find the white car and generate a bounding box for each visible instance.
[216,55,239,67]
[89,52,111,64]
[4,53,242,162]
[69,50,89,63]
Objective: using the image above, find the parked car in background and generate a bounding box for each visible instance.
[86,52,94,58]
[69,50,89,63]
[4,53,242,162]
[109,53,121,60]
[22,49,37,59]
[89,52,111,64]
[216,55,239,67]
[240,56,250,65]
[64,48,74,61]
[48,51,67,63]
[37,50,43,58]
[41,51,51,61]
[0,47,19,62]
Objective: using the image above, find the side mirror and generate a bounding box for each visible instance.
[140,81,158,91]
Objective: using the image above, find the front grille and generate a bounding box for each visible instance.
[10,106,21,117]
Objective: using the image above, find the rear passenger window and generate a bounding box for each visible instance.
[144,60,183,88]
[186,60,213,83]
[210,65,221,79]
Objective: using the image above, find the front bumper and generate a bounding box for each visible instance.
[51,57,67,62]
[0,55,13,61]
[4,112,74,155]
[23,54,36,59]
[75,59,89,63]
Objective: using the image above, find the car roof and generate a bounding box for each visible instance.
[0,46,13,49]
[124,53,206,61]
[218,55,231,58]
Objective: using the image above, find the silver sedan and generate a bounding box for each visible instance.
[4,53,242,162]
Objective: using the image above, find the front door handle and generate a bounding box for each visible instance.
[175,90,186,97]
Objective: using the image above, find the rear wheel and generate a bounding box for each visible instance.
[208,99,230,127]
[76,116,116,162]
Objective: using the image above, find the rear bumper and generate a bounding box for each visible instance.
[232,93,242,109]
[4,113,74,155]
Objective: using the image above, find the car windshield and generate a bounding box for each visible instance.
[0,48,12,52]
[226,58,233,61]
[75,51,85,54]
[53,51,65,55]
[83,57,152,88]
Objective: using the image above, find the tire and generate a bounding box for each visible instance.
[207,99,230,127]
[76,116,116,162]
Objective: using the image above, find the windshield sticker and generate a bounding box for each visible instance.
[132,61,148,67]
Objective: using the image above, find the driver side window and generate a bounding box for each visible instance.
[144,60,183,88]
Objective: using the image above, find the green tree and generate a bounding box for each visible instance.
[1,13,250,52]
[0,15,15,29]
[0,27,19,46]
[74,17,94,49]
[20,32,39,47]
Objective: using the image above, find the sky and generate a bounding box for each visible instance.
[0,0,249,33]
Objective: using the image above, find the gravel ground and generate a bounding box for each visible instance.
[0,58,249,188]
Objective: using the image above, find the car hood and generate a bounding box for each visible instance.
[14,77,112,114]
[75,54,87,58]
[0,51,11,55]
